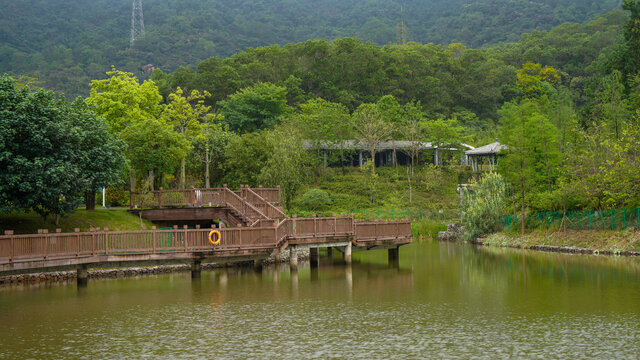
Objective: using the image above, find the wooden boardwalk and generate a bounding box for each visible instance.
[0,186,412,283]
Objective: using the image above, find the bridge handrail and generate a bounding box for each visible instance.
[0,218,412,266]
[354,219,412,241]
[130,188,225,209]
[0,226,279,263]
[243,186,287,220]
[252,186,280,204]
[222,187,270,222]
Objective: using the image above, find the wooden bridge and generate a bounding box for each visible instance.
[0,186,412,286]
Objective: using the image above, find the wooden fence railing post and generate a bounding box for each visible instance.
[6,230,14,262]
[184,225,189,252]
[72,228,80,256]
[104,227,109,255]
[152,226,157,253]
[42,229,49,260]
[313,214,317,237]
[91,228,95,255]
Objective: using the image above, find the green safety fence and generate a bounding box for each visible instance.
[344,208,458,221]
[499,208,640,231]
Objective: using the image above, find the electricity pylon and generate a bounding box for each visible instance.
[130,0,145,47]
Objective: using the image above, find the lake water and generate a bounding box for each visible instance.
[1,242,640,359]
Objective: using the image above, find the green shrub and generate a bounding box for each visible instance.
[460,172,507,240]
[298,189,333,211]
[105,187,130,207]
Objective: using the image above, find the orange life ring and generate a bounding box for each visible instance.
[208,230,221,245]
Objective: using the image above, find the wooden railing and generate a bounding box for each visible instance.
[130,186,280,209]
[242,186,287,220]
[354,219,412,241]
[222,187,270,223]
[130,188,225,209]
[289,216,355,237]
[252,186,280,204]
[0,226,279,263]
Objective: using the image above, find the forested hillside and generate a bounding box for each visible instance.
[0,0,621,97]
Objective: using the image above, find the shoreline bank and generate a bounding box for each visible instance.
[472,230,640,257]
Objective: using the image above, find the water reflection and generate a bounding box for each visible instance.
[1,242,640,359]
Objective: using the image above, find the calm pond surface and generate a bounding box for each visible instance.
[2,241,640,359]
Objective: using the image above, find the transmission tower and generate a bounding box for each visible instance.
[130,0,145,47]
[396,4,407,45]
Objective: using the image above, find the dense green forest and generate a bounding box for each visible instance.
[0,0,621,97]
[2,1,640,229]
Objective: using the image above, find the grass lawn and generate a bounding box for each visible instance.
[484,229,640,252]
[0,207,153,235]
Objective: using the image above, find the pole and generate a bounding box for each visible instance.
[102,187,106,208]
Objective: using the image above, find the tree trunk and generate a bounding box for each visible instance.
[148,170,155,191]
[180,158,186,189]
[370,147,376,175]
[205,149,211,189]
[85,190,96,210]
[521,179,525,235]
[393,141,398,169]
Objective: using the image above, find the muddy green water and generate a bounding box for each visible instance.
[2,242,640,359]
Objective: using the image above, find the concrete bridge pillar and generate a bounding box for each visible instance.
[309,248,319,268]
[253,259,263,273]
[289,245,298,272]
[388,246,399,263]
[77,265,88,287]
[343,243,352,265]
[191,260,201,279]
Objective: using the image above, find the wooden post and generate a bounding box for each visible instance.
[91,228,96,255]
[292,215,297,236]
[184,225,189,252]
[333,213,337,235]
[152,226,157,253]
[104,228,109,255]
[39,229,48,260]
[74,228,80,256]
[313,214,317,237]
[6,230,14,262]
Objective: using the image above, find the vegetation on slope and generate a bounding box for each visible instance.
[0,0,622,97]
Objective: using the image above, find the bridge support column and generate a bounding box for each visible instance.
[77,265,88,288]
[289,245,298,272]
[343,242,352,265]
[310,248,319,268]
[274,252,282,263]
[388,247,399,268]
[191,260,201,279]
[253,259,263,273]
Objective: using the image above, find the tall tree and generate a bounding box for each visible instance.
[86,68,162,133]
[422,118,465,166]
[499,100,558,233]
[161,87,213,188]
[352,103,392,175]
[260,124,310,210]
[120,119,189,191]
[218,82,290,133]
[0,75,124,221]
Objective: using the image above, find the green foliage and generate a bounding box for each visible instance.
[105,188,130,207]
[86,69,162,133]
[352,103,392,174]
[223,132,272,187]
[460,172,508,240]
[298,189,333,211]
[120,118,189,188]
[0,75,124,219]
[259,124,310,209]
[219,82,289,133]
